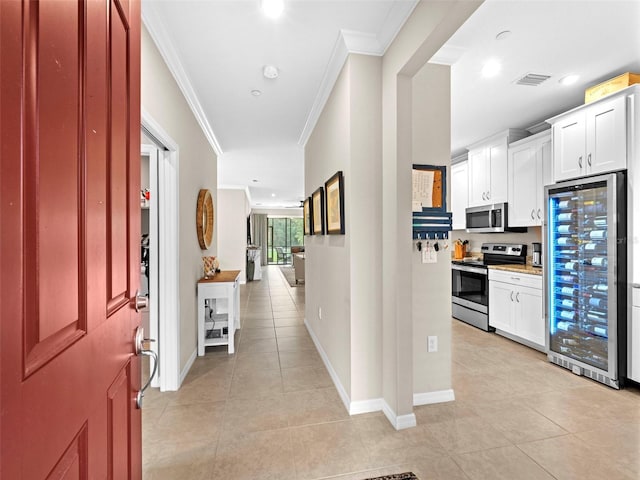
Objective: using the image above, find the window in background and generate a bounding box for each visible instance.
[267,217,304,264]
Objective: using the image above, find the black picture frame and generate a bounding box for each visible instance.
[303,197,312,235]
[324,171,345,234]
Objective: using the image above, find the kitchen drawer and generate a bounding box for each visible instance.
[489,269,542,290]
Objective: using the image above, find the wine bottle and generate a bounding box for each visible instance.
[588,297,607,308]
[557,237,575,246]
[590,257,608,267]
[589,230,607,239]
[561,299,574,308]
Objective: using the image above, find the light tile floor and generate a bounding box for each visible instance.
[143,266,640,480]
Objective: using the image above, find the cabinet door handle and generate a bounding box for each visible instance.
[486,191,490,200]
[587,153,592,166]
[578,156,583,168]
[537,208,541,219]
[510,291,514,302]
[482,192,486,201]
[516,292,521,303]
[531,209,535,220]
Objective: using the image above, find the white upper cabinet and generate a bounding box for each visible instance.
[508,131,551,227]
[467,129,528,207]
[451,159,468,230]
[551,94,627,182]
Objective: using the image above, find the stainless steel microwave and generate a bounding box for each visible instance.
[465,203,526,233]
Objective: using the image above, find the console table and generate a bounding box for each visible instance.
[197,270,240,355]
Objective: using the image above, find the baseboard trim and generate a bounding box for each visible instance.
[179,348,197,388]
[413,389,456,406]
[304,319,421,427]
[304,319,352,413]
[349,398,384,415]
[382,401,417,430]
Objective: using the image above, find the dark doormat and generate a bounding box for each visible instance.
[279,265,303,287]
[363,473,418,480]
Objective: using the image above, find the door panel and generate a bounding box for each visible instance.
[1,0,141,478]
[108,0,132,313]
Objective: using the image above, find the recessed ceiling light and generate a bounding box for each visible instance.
[262,0,284,19]
[481,59,501,78]
[251,89,262,96]
[263,65,279,79]
[559,74,580,86]
[495,30,512,41]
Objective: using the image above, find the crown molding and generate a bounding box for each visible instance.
[296,31,350,147]
[341,29,384,55]
[142,4,223,156]
[298,0,419,147]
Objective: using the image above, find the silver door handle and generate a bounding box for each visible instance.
[531,209,535,220]
[482,192,486,200]
[587,153,592,166]
[510,291,514,302]
[537,209,541,219]
[516,292,520,303]
[134,326,158,409]
[486,191,490,200]
[134,290,148,312]
[578,156,583,168]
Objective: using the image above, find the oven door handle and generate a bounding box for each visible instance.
[451,264,487,275]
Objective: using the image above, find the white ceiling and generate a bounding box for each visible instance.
[443,0,640,157]
[143,0,640,208]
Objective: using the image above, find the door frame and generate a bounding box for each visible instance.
[141,144,160,388]
[142,109,181,391]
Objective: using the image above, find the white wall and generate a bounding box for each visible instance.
[141,25,218,372]
[303,1,481,427]
[411,63,453,396]
[305,59,353,399]
[380,0,483,422]
[218,188,250,283]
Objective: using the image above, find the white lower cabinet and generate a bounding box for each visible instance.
[489,269,545,351]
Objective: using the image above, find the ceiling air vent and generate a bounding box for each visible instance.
[515,73,552,86]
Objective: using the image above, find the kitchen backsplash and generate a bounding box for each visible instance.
[451,226,542,254]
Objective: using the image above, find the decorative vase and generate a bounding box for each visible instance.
[203,256,218,278]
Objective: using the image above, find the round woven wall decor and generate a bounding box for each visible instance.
[196,189,214,250]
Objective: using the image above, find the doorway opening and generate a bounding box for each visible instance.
[141,113,180,392]
[267,217,304,265]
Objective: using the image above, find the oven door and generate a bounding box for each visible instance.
[451,263,488,313]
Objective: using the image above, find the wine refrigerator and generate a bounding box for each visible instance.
[545,171,626,388]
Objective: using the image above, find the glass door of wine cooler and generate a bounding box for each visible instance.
[545,172,625,386]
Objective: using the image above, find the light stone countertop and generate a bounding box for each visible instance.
[488,264,543,276]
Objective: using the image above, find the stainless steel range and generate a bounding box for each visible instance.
[452,243,527,331]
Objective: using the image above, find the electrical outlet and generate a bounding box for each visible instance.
[318,307,322,320]
[428,336,438,353]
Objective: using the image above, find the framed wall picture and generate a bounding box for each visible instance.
[324,171,345,234]
[303,197,312,235]
[312,187,325,235]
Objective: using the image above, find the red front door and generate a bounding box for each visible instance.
[1,0,142,478]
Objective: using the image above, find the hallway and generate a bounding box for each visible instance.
[142,266,640,480]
